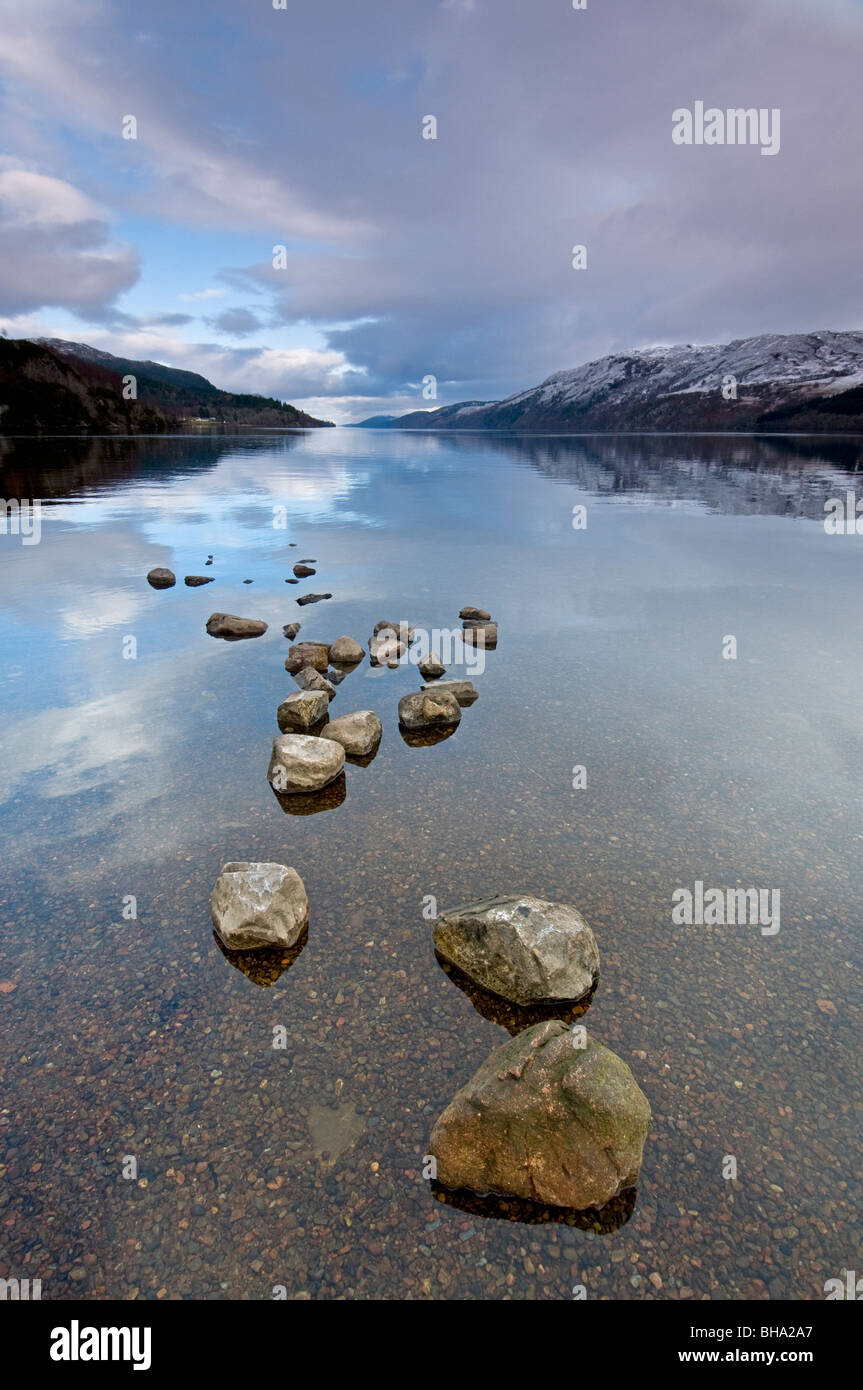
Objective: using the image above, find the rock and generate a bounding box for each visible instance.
[369,634,406,667]
[267,734,345,793]
[329,635,365,665]
[398,689,461,730]
[321,710,382,757]
[429,1020,650,1210]
[283,622,301,640]
[284,641,330,674]
[277,689,329,732]
[463,621,498,648]
[210,861,309,951]
[147,567,175,589]
[184,575,215,586]
[421,678,479,706]
[286,578,299,584]
[297,592,332,606]
[325,665,348,685]
[293,563,316,577]
[418,652,446,679]
[373,619,415,643]
[460,606,491,621]
[293,668,336,701]
[243,579,254,584]
[433,893,600,1005]
[206,613,268,639]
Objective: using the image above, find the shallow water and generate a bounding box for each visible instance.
[0,428,860,1300]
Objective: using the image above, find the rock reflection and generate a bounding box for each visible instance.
[213,925,308,988]
[399,723,459,748]
[270,772,347,814]
[434,952,597,1034]
[429,1181,636,1231]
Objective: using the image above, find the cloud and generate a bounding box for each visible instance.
[179,288,226,302]
[0,163,139,317]
[209,307,262,336]
[1,0,862,406]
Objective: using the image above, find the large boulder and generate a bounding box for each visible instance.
[277,689,329,732]
[398,689,461,730]
[206,613,268,639]
[267,734,345,793]
[329,635,365,665]
[284,641,330,674]
[421,678,479,706]
[210,861,309,951]
[321,710,382,757]
[429,1020,650,1210]
[433,893,599,1005]
[147,567,175,589]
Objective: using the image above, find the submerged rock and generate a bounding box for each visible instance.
[206,613,268,639]
[321,710,382,757]
[185,575,214,587]
[267,733,345,793]
[429,1020,650,1210]
[277,689,329,732]
[420,678,478,706]
[293,667,336,700]
[210,861,309,951]
[147,567,176,589]
[433,893,600,1005]
[297,592,332,606]
[418,652,446,679]
[329,635,365,664]
[398,689,461,730]
[284,641,330,674]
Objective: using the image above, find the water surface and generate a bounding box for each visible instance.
[0,429,860,1300]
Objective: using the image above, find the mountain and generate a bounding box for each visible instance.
[359,332,863,433]
[0,338,180,435]
[0,337,333,433]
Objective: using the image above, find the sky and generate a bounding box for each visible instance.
[0,0,862,423]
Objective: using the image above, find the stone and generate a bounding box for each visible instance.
[321,710,382,757]
[429,1020,650,1210]
[297,592,332,606]
[420,679,479,706]
[329,635,365,664]
[277,689,329,732]
[267,734,345,794]
[185,575,214,586]
[293,668,336,701]
[293,563,316,577]
[460,606,491,621]
[373,619,415,643]
[369,634,406,667]
[210,861,309,951]
[206,613,268,639]
[284,641,330,674]
[463,621,497,648]
[283,623,301,640]
[418,652,446,679]
[433,893,600,1005]
[398,689,461,730]
[147,567,175,589]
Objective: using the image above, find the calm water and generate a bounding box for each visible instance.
[0,428,860,1301]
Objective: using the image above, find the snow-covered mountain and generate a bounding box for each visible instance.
[361,332,863,432]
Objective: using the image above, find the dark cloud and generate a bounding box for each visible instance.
[209,307,262,337]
